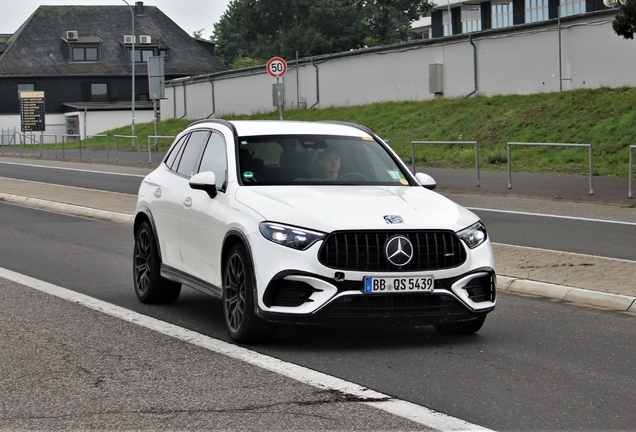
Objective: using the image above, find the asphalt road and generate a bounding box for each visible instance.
[0,160,143,195]
[2,160,635,260]
[1,201,634,430]
[476,209,636,260]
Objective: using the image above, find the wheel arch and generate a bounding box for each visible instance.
[134,207,163,261]
[222,229,259,314]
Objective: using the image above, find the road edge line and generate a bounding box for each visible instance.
[0,266,494,432]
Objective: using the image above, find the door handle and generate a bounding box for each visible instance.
[153,188,162,198]
[183,197,192,208]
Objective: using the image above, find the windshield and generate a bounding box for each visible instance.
[236,134,412,186]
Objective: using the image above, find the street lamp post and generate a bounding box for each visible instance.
[558,0,562,91]
[122,0,135,138]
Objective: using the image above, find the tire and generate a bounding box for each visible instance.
[133,221,181,304]
[433,316,486,335]
[223,244,277,343]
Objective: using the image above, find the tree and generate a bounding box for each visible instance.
[192,28,205,39]
[211,0,432,68]
[362,0,432,45]
[233,0,368,60]
[212,0,258,66]
[613,0,636,39]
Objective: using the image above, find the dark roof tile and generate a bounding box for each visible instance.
[0,5,229,77]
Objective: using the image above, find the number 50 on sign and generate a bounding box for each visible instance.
[267,57,287,78]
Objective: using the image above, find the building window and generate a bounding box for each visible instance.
[72,46,99,62]
[561,0,586,16]
[525,0,549,23]
[461,6,482,33]
[18,83,35,95]
[128,48,160,63]
[91,83,108,102]
[492,0,513,28]
[442,11,452,36]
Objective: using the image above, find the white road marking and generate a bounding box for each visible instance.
[492,242,636,264]
[0,160,146,178]
[0,265,492,432]
[468,206,636,227]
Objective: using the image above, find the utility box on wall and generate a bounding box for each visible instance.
[429,63,443,94]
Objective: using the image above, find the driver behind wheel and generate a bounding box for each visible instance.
[318,148,341,179]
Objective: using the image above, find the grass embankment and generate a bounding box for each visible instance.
[91,87,636,177]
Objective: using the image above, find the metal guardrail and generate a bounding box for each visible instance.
[147,135,175,164]
[507,142,594,195]
[411,140,480,187]
[113,134,139,162]
[86,134,110,161]
[61,134,82,159]
[38,134,58,157]
[14,132,41,157]
[1,131,16,148]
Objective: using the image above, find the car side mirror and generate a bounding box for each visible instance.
[415,172,437,190]
[189,171,217,198]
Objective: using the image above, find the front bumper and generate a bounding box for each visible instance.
[248,230,496,326]
[258,268,496,325]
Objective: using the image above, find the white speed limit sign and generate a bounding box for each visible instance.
[267,57,287,78]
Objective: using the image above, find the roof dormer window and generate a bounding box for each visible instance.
[64,34,102,64]
[125,46,169,63]
[72,46,98,62]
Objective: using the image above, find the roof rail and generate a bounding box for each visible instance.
[188,118,238,138]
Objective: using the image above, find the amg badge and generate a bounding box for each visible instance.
[384,215,404,224]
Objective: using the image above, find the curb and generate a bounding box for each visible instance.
[498,276,636,313]
[0,192,134,225]
[2,191,635,314]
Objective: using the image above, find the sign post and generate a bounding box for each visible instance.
[267,57,287,120]
[148,56,166,150]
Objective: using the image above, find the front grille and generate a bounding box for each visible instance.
[318,230,466,272]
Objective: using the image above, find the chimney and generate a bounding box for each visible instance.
[135,1,144,16]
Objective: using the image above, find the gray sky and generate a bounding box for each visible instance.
[0,0,231,37]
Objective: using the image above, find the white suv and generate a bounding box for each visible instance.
[133,120,496,343]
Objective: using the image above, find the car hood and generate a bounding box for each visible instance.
[234,186,479,233]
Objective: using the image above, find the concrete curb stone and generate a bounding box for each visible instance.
[0,192,134,225]
[498,276,636,312]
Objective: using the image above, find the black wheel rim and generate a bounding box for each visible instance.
[134,228,151,296]
[224,252,246,333]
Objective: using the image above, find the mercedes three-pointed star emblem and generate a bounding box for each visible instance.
[385,235,414,266]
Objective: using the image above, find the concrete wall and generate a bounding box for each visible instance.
[0,110,154,143]
[162,11,633,120]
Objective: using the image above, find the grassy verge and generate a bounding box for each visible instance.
[58,87,636,177]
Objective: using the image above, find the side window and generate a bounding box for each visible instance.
[176,130,210,177]
[199,132,228,189]
[164,134,189,171]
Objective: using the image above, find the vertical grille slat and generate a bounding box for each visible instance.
[319,230,466,271]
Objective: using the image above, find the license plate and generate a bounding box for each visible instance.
[363,276,434,294]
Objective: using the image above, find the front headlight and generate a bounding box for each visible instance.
[259,222,325,250]
[457,221,487,249]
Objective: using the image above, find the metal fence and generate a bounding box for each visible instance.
[147,135,175,164]
[507,142,594,195]
[113,134,140,163]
